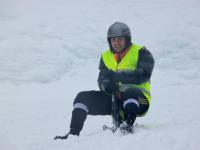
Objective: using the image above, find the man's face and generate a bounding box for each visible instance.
[111,36,126,53]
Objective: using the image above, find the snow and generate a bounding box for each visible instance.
[0,0,200,149]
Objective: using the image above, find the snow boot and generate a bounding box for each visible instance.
[119,121,133,134]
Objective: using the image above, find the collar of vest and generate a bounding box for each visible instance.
[114,46,131,63]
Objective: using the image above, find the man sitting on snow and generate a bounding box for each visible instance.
[55,22,154,139]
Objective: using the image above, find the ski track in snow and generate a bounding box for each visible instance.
[0,0,200,150]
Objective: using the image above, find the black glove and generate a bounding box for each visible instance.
[100,78,117,94]
[100,69,114,80]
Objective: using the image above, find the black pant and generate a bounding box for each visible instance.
[70,88,149,135]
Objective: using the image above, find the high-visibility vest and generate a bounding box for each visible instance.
[102,44,151,103]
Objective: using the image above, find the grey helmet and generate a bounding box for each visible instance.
[107,22,132,52]
[107,22,131,38]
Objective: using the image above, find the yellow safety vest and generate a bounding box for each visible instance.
[101,44,151,104]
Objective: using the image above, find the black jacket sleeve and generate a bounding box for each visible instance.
[114,47,155,84]
[97,57,110,91]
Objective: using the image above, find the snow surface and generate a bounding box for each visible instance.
[0,0,200,150]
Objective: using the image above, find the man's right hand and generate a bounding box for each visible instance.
[100,78,117,94]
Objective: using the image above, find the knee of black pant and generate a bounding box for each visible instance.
[124,102,139,118]
[73,91,90,114]
[123,88,142,101]
[73,91,88,105]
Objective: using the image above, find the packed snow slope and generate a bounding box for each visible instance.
[0,0,200,150]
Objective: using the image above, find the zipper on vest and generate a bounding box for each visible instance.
[115,54,121,93]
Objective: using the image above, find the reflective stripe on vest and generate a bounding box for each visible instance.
[101,44,151,103]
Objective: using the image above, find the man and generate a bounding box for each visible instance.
[55,22,154,139]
